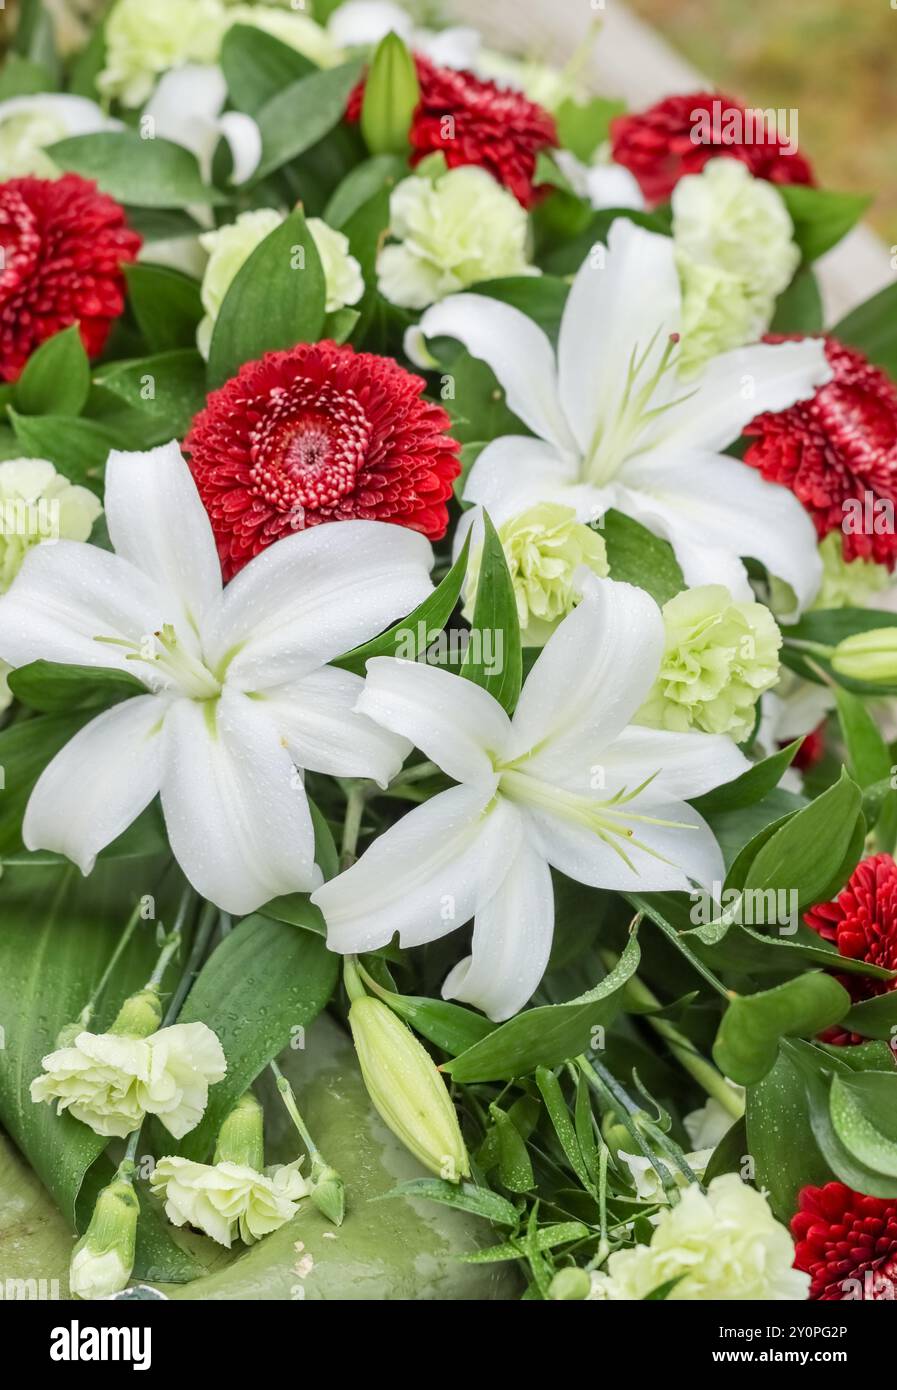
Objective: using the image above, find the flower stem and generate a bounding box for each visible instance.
[343,954,366,1004]
[269,1059,317,1156]
[340,782,368,871]
[75,899,145,1032]
[160,900,218,1026]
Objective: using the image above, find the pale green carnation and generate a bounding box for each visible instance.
[637,584,781,741]
[197,209,364,357]
[151,1155,308,1247]
[673,158,800,373]
[31,1021,227,1140]
[378,165,537,311]
[0,456,102,593]
[0,106,68,178]
[99,0,228,106]
[463,504,609,646]
[224,5,343,67]
[474,49,581,112]
[812,531,890,610]
[588,1174,809,1301]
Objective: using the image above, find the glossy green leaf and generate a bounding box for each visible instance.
[833,281,897,381]
[325,154,408,227]
[49,131,224,207]
[843,991,897,1041]
[125,263,203,354]
[95,350,207,436]
[602,509,684,606]
[491,1106,535,1193]
[555,96,626,163]
[830,1071,897,1178]
[254,59,364,180]
[536,1067,594,1192]
[8,409,117,489]
[378,1179,519,1227]
[444,933,640,1082]
[8,661,144,715]
[778,185,872,262]
[713,972,851,1085]
[220,23,315,114]
[460,511,522,716]
[786,1039,897,1199]
[208,207,326,388]
[14,326,90,417]
[692,740,803,817]
[746,1049,833,1222]
[771,266,824,334]
[741,770,863,910]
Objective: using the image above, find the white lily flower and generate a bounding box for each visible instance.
[0,442,433,913]
[412,219,831,617]
[327,0,481,70]
[313,573,749,1020]
[553,150,646,212]
[143,65,261,185]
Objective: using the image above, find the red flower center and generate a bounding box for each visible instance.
[250,381,373,514]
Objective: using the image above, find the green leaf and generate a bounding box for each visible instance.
[0,713,91,854]
[460,511,522,716]
[833,282,897,382]
[14,326,90,417]
[220,23,315,114]
[325,154,408,227]
[536,1067,594,1192]
[255,59,364,180]
[713,972,851,1085]
[377,1179,520,1227]
[359,974,493,1055]
[0,53,55,100]
[95,350,207,436]
[778,185,872,262]
[842,991,897,1041]
[8,410,116,490]
[49,130,224,207]
[174,915,338,1161]
[702,1116,748,1183]
[333,531,470,675]
[331,184,390,340]
[834,686,897,845]
[786,1039,897,1199]
[444,933,641,1083]
[360,33,419,156]
[208,207,326,388]
[746,1049,834,1221]
[770,266,824,334]
[8,661,145,715]
[555,96,626,163]
[125,264,203,353]
[602,509,684,605]
[490,1106,534,1193]
[741,770,863,911]
[692,740,803,817]
[830,1071,897,1179]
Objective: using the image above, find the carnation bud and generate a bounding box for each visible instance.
[108,987,163,1039]
[549,1268,592,1300]
[213,1091,264,1171]
[348,994,470,1181]
[360,32,420,155]
[831,628,897,683]
[309,1152,346,1227]
[70,1162,138,1299]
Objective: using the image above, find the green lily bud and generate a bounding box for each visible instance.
[600,1113,632,1167]
[108,987,163,1039]
[309,1152,346,1227]
[549,1267,592,1300]
[70,1161,138,1299]
[349,994,470,1181]
[831,628,897,683]
[360,32,420,156]
[214,1091,265,1171]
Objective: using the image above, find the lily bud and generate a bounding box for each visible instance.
[109,987,163,1039]
[360,32,420,156]
[349,995,470,1181]
[549,1267,592,1300]
[70,1162,138,1299]
[213,1091,264,1171]
[831,628,897,683]
[309,1152,346,1227]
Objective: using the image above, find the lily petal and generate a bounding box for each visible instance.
[463,436,586,524]
[525,794,725,893]
[600,726,751,801]
[0,540,164,676]
[416,294,575,453]
[217,111,262,185]
[104,442,222,639]
[143,65,227,179]
[507,574,664,772]
[621,450,823,614]
[359,656,511,786]
[23,695,165,874]
[558,220,681,456]
[160,688,319,914]
[257,665,411,789]
[312,784,519,954]
[442,829,554,1021]
[207,521,433,690]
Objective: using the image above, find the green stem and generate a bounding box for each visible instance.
[269,1059,317,1157]
[340,782,368,871]
[343,954,367,1004]
[160,900,218,1026]
[577,1056,677,1198]
[389,759,440,788]
[76,899,145,1031]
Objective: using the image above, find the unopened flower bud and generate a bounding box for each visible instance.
[831,628,897,683]
[349,994,470,1181]
[549,1267,592,1300]
[309,1152,345,1227]
[213,1091,264,1171]
[70,1162,138,1299]
[109,987,163,1039]
[360,32,419,155]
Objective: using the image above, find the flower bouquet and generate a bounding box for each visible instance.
[0,0,896,1307]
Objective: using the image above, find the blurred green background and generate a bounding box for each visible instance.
[629,0,896,246]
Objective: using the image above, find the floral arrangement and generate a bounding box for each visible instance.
[0,0,896,1306]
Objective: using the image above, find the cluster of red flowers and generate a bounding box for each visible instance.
[610,90,815,206]
[745,336,897,567]
[185,342,460,580]
[0,173,140,381]
[347,53,558,208]
[793,1183,897,1300]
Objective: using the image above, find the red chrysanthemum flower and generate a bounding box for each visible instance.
[792,1182,897,1300]
[609,91,814,206]
[804,852,897,1045]
[744,337,897,567]
[0,173,141,382]
[185,341,461,580]
[347,54,557,207]
[788,721,827,771]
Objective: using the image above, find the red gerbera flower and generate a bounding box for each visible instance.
[185,341,460,580]
[0,173,141,382]
[610,91,814,207]
[744,337,897,567]
[804,852,897,1045]
[347,54,557,208]
[792,1182,897,1300]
